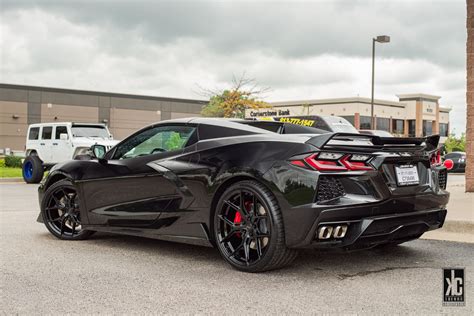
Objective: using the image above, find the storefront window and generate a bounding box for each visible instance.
[341,116,354,126]
[392,119,404,135]
[376,117,390,132]
[439,123,449,137]
[423,120,433,136]
[359,116,371,130]
[408,120,416,137]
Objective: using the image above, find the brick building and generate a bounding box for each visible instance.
[0,84,206,151]
[246,94,451,142]
[467,0,474,192]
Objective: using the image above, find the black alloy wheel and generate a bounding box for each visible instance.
[214,180,297,272]
[42,179,94,240]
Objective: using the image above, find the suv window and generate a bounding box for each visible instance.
[113,125,196,160]
[55,126,68,139]
[28,127,40,140]
[71,125,109,138]
[41,126,53,140]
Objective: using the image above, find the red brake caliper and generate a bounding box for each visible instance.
[234,210,242,237]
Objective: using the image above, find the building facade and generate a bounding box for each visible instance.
[0,84,206,151]
[245,93,451,141]
[467,0,473,192]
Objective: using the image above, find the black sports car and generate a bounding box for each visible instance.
[37,118,449,272]
[443,151,466,173]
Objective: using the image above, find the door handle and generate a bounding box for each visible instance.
[52,143,58,145]
[40,143,45,146]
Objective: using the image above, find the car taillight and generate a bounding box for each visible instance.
[290,152,373,171]
[430,150,441,167]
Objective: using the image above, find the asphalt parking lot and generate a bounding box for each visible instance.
[1,182,473,314]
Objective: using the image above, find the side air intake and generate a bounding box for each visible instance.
[315,176,345,203]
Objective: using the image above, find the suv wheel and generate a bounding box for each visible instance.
[22,155,44,184]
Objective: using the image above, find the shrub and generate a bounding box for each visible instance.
[4,156,22,168]
[0,159,5,168]
[444,133,466,153]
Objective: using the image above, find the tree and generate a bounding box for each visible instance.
[199,74,270,118]
[444,133,466,153]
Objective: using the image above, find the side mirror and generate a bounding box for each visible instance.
[59,133,69,140]
[91,144,106,160]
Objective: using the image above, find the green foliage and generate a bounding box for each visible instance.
[200,75,270,118]
[4,156,22,168]
[0,165,22,178]
[443,133,466,153]
[165,132,186,151]
[201,94,226,117]
[0,159,5,168]
[201,89,269,118]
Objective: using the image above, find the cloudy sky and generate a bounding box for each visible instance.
[0,0,467,133]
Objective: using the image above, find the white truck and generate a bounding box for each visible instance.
[23,122,119,183]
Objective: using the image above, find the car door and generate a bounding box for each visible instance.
[51,125,71,163]
[79,124,197,228]
[38,125,53,163]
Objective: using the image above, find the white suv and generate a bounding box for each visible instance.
[23,122,119,183]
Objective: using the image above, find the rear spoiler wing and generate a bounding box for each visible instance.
[306,133,440,152]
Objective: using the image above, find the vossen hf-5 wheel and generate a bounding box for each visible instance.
[41,179,94,240]
[22,155,44,184]
[213,180,298,272]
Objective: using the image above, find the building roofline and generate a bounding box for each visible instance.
[0,83,209,104]
[396,93,441,101]
[270,96,405,108]
[439,106,452,112]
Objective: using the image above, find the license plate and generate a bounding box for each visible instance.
[395,165,419,186]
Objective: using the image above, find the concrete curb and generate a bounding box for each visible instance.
[0,178,23,183]
[442,220,474,234]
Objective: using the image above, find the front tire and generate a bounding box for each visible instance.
[41,179,94,240]
[213,180,298,272]
[22,155,44,184]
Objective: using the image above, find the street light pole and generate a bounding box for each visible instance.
[371,39,376,130]
[370,35,390,130]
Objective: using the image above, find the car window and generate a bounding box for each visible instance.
[113,125,196,160]
[445,153,460,159]
[71,125,109,138]
[41,126,53,140]
[28,127,40,140]
[55,126,68,139]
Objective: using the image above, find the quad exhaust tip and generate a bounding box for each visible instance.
[317,224,348,240]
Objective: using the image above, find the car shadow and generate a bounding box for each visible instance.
[98,233,444,275]
[38,231,447,278]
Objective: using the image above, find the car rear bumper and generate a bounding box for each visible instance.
[302,208,446,250]
[283,192,449,249]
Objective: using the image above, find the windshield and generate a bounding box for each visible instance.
[322,116,359,133]
[71,125,110,138]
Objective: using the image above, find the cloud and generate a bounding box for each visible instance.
[0,0,467,134]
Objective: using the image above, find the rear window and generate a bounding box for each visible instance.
[41,126,53,140]
[322,116,359,133]
[55,126,68,139]
[28,127,40,140]
[445,153,461,159]
[71,125,109,138]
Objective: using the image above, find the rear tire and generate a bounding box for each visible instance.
[213,180,298,272]
[22,155,44,184]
